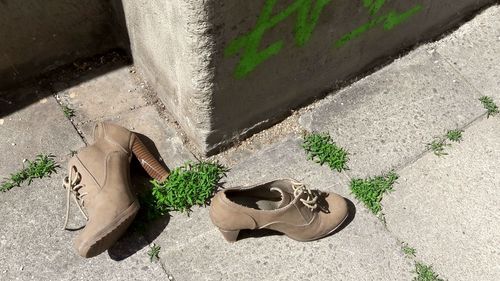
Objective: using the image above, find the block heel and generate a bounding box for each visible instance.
[218,229,240,242]
[131,134,170,182]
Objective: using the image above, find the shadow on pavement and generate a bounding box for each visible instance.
[0,50,131,118]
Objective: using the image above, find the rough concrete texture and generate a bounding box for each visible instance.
[299,46,485,178]
[0,93,82,178]
[433,5,500,100]
[0,96,167,280]
[55,67,147,123]
[120,0,495,154]
[56,66,194,169]
[0,0,118,89]
[383,116,500,281]
[157,138,415,281]
[119,0,214,153]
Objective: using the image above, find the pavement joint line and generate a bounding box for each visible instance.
[343,107,490,183]
[343,111,489,220]
[51,94,88,146]
[339,113,493,253]
[357,114,495,280]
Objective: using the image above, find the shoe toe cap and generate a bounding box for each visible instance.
[318,193,349,233]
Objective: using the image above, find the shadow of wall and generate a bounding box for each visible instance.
[0,0,131,117]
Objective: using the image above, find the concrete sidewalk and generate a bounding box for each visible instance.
[1,4,499,281]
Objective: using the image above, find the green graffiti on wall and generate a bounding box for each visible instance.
[225,0,423,79]
[225,0,333,79]
[335,2,423,48]
[363,0,386,15]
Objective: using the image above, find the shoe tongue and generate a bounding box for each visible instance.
[270,187,292,208]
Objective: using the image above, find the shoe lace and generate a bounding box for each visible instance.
[62,166,89,230]
[291,181,318,210]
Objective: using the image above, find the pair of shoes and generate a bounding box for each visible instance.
[63,122,169,258]
[209,179,348,242]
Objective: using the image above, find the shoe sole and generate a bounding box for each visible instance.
[79,200,140,258]
[218,213,350,243]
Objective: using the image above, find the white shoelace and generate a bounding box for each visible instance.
[62,166,88,230]
[291,182,318,210]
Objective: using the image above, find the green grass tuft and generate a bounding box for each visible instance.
[302,132,349,172]
[138,189,170,222]
[1,154,59,192]
[350,171,398,214]
[446,129,463,142]
[427,139,449,157]
[402,243,416,257]
[62,105,75,118]
[479,96,499,118]
[147,243,161,262]
[150,161,228,214]
[414,262,444,281]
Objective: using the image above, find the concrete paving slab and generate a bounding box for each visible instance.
[0,95,167,280]
[0,93,83,178]
[78,105,194,169]
[383,116,500,281]
[435,5,500,100]
[157,138,415,281]
[56,67,147,124]
[0,177,167,281]
[52,63,194,169]
[299,47,485,178]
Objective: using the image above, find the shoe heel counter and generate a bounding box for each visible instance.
[96,122,133,151]
[209,194,256,231]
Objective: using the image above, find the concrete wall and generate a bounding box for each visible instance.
[0,0,118,89]
[122,0,494,154]
[120,0,215,152]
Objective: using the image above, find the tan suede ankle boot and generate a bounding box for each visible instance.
[63,122,169,257]
[209,179,348,242]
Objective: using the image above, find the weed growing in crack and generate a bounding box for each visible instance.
[62,105,75,118]
[413,262,444,281]
[302,132,349,172]
[402,243,416,257]
[446,129,463,142]
[150,161,228,213]
[350,171,398,215]
[147,243,161,262]
[426,139,449,157]
[479,96,499,118]
[0,154,59,192]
